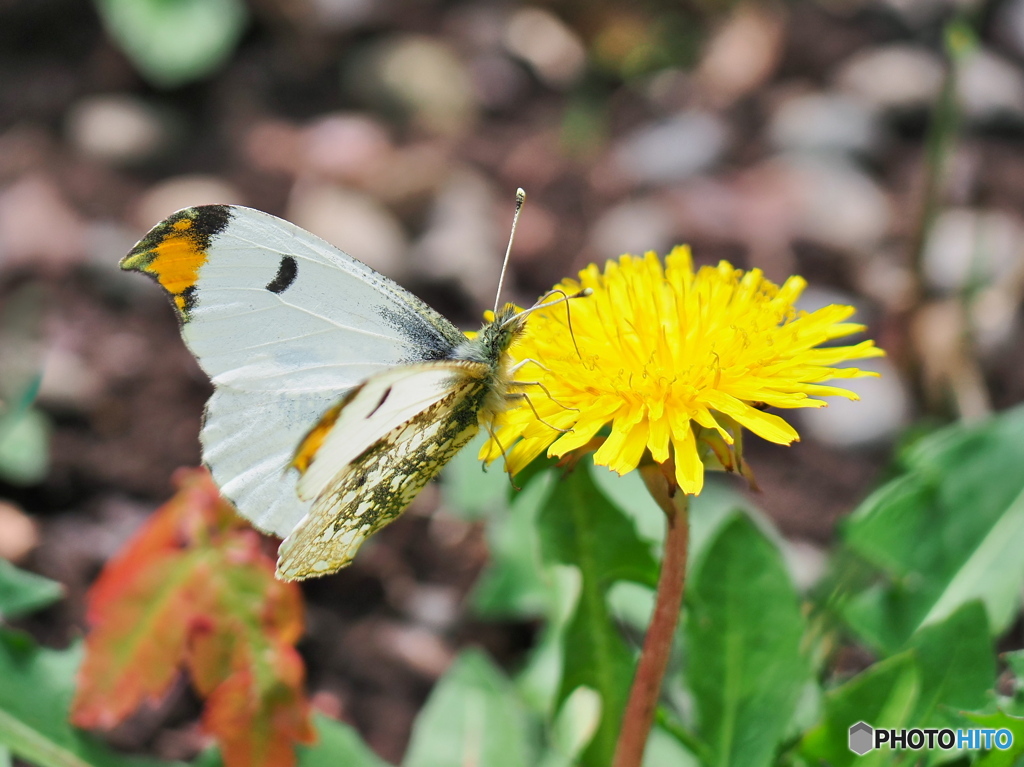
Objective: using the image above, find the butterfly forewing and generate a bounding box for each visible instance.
[121,205,467,538]
[277,362,492,580]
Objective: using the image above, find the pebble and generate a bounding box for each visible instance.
[613,111,729,185]
[696,3,785,107]
[769,92,881,156]
[376,622,454,679]
[922,208,1023,293]
[783,155,891,252]
[0,500,40,562]
[468,52,531,110]
[588,197,677,262]
[957,49,1024,121]
[301,113,393,183]
[503,7,586,88]
[0,174,87,271]
[797,357,910,448]
[37,347,104,411]
[400,584,460,630]
[349,36,477,136]
[287,182,408,278]
[412,169,501,305]
[134,176,244,229]
[65,94,172,165]
[834,45,944,110]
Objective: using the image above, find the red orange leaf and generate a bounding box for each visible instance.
[71,467,315,767]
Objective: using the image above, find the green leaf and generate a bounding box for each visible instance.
[966,710,1024,767]
[842,405,1024,651]
[0,631,181,767]
[686,514,808,767]
[0,560,63,620]
[403,650,535,767]
[537,464,658,766]
[195,715,389,767]
[0,406,49,485]
[800,652,919,767]
[94,0,247,88]
[471,472,554,619]
[908,601,994,728]
[440,433,511,521]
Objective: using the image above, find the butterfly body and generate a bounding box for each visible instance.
[121,204,525,580]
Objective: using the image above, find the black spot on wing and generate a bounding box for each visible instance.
[266,255,298,294]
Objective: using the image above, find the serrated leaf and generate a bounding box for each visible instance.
[842,405,1024,651]
[800,652,919,767]
[0,559,63,620]
[966,710,1024,767]
[536,464,658,766]
[685,513,807,767]
[71,468,314,767]
[0,631,181,767]
[908,601,994,728]
[94,0,247,88]
[403,650,534,767]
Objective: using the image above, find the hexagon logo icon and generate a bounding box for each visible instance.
[849,721,874,755]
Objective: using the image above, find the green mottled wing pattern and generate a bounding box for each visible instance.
[276,367,491,580]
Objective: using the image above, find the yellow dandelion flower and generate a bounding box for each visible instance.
[483,246,885,495]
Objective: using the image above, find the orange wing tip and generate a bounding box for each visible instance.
[121,205,233,318]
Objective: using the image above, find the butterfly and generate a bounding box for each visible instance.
[120,194,549,580]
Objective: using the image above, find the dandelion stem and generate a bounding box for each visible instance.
[613,464,689,767]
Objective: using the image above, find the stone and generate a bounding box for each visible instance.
[66,94,172,165]
[134,176,244,229]
[922,208,1022,293]
[349,36,477,136]
[0,501,39,562]
[412,169,502,306]
[613,111,729,185]
[784,155,891,252]
[696,3,785,107]
[957,49,1024,121]
[797,357,910,448]
[588,197,677,261]
[287,182,408,278]
[0,174,87,271]
[301,113,393,183]
[769,92,881,156]
[503,7,586,88]
[835,45,944,110]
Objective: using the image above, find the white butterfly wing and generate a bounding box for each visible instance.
[122,205,466,537]
[277,361,492,580]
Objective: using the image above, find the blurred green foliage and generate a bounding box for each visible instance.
[93,0,247,88]
[5,406,1024,764]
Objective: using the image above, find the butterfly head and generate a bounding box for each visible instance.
[451,303,526,367]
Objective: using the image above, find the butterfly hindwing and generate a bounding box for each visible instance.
[121,205,467,537]
[277,361,492,580]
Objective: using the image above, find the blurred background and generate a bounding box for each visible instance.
[1,0,1023,760]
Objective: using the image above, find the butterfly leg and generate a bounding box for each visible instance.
[507,379,578,412]
[483,421,520,491]
[505,391,572,433]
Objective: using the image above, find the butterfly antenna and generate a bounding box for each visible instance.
[494,188,526,315]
